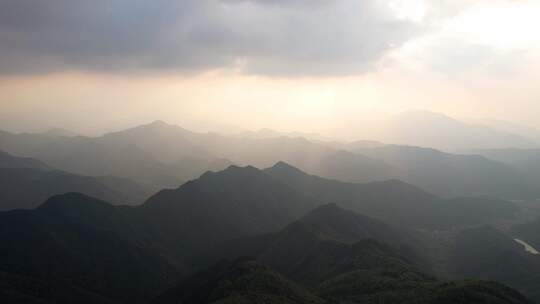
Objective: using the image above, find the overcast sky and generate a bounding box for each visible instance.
[0,0,539,137]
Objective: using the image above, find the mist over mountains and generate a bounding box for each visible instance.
[1,162,538,303]
[2,0,540,302]
[2,115,539,201]
[362,111,538,151]
[0,150,151,210]
[2,116,540,303]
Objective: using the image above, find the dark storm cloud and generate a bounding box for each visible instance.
[0,0,420,76]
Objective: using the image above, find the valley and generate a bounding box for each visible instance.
[2,1,540,302]
[1,141,540,303]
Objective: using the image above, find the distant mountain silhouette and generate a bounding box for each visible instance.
[473,118,540,145]
[0,150,152,210]
[370,110,536,151]
[472,148,540,190]
[0,193,184,303]
[0,150,50,169]
[2,120,538,199]
[239,127,333,142]
[1,115,539,304]
[99,120,213,162]
[350,145,540,199]
[473,148,540,166]
[0,124,233,189]
[265,162,517,228]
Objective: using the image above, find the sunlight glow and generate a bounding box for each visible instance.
[388,0,427,23]
[445,1,540,50]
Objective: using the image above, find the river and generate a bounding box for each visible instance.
[514,238,540,255]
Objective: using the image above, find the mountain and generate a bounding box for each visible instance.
[471,148,540,188]
[238,127,333,142]
[351,145,540,199]
[369,110,536,151]
[152,259,326,304]
[0,125,233,188]
[304,149,403,183]
[0,168,151,210]
[0,193,185,303]
[473,118,540,144]
[472,149,540,166]
[0,171,533,303]
[98,120,213,163]
[139,162,517,261]
[3,120,538,200]
[40,128,79,137]
[196,203,432,280]
[159,258,530,304]
[0,150,50,169]
[265,162,517,229]
[194,204,531,304]
[141,165,315,254]
[254,204,430,282]
[173,129,402,182]
[0,150,153,210]
[92,122,540,200]
[448,226,540,302]
[0,163,329,301]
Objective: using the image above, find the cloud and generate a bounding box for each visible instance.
[0,0,421,76]
[390,0,540,77]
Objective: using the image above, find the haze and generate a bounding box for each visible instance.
[1,0,539,141]
[5,2,540,303]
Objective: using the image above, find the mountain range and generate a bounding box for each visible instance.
[2,119,540,201]
[0,150,152,210]
[2,115,540,303]
[189,204,534,304]
[1,162,539,303]
[351,110,538,151]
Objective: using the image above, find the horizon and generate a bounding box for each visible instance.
[1,0,539,140]
[2,2,540,303]
[1,109,539,144]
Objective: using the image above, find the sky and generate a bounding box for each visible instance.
[0,0,539,138]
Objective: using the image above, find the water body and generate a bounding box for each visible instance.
[514,238,540,255]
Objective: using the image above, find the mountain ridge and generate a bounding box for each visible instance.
[2,120,539,200]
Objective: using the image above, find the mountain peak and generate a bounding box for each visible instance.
[38,192,113,212]
[167,164,268,193]
[138,120,174,131]
[148,120,169,127]
[101,120,196,143]
[271,161,300,171]
[265,161,308,177]
[200,164,261,180]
